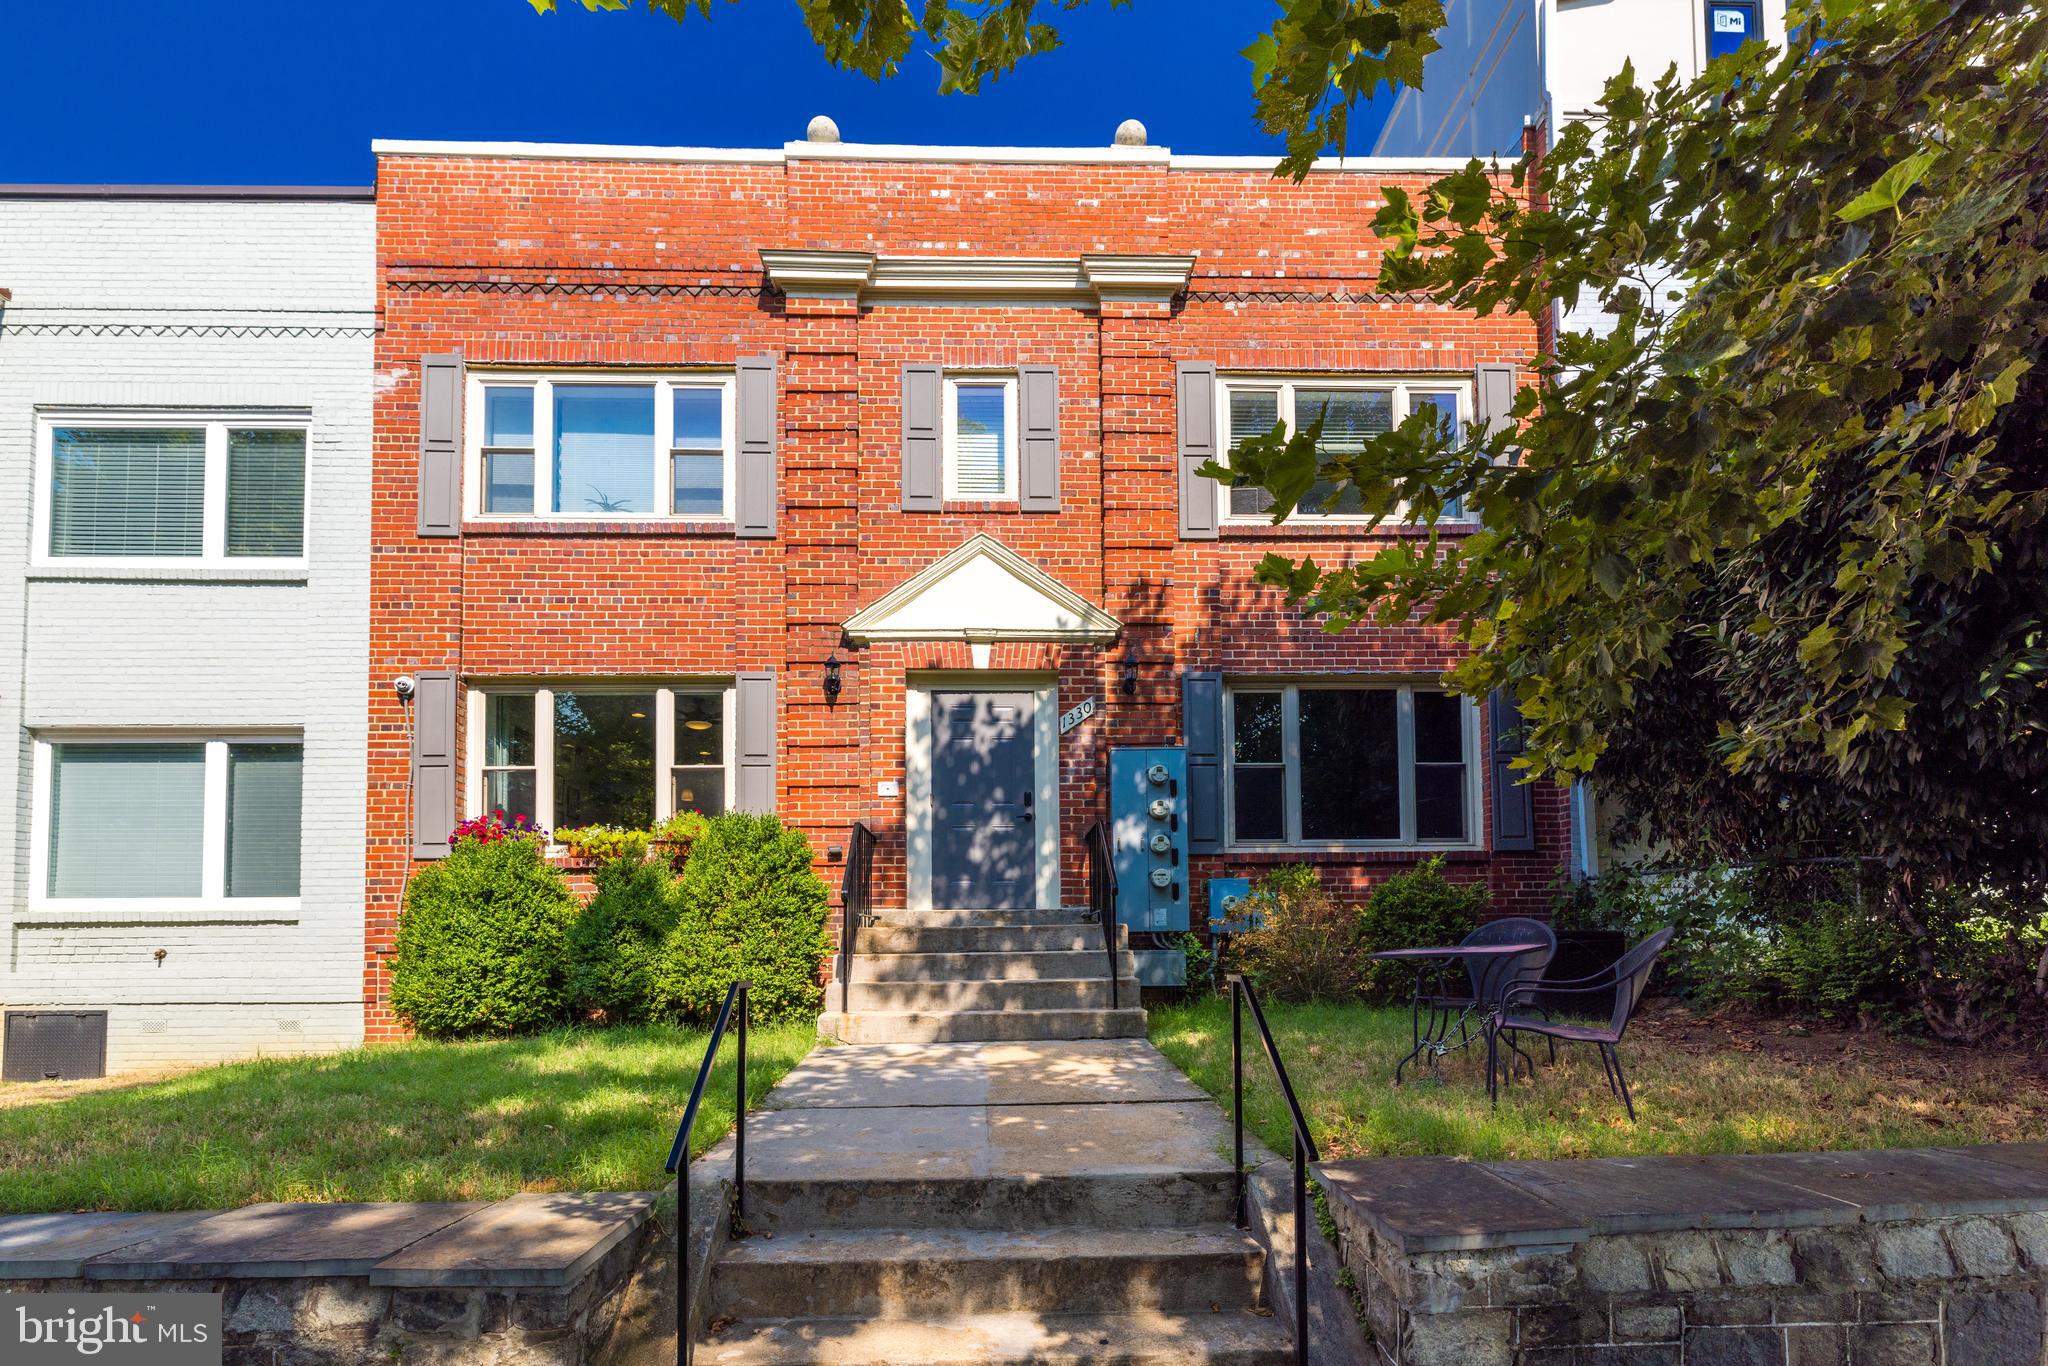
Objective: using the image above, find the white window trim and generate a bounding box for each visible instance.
[1214,375,1475,526]
[463,371,737,523]
[1223,680,1482,851]
[31,410,312,572]
[27,730,305,915]
[465,681,737,839]
[942,373,1020,502]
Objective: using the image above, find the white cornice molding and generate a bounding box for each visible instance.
[371,139,1482,178]
[759,249,1193,308]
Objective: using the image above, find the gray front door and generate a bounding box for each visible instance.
[932,691,1036,909]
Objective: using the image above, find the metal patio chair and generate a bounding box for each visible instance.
[1415,915,1558,1049]
[1487,926,1676,1122]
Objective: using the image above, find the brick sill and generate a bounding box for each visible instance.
[1208,847,1494,866]
[1220,521,1479,541]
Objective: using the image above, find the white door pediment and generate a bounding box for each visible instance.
[843,535,1121,644]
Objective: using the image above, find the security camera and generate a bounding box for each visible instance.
[393,675,417,700]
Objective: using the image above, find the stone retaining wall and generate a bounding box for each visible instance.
[1319,1145,2048,1365]
[0,1192,659,1366]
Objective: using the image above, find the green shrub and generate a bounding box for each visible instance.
[391,836,578,1038]
[1230,865,1362,1003]
[1754,898,1916,1028]
[1356,858,1491,1003]
[654,813,832,1025]
[566,855,681,1023]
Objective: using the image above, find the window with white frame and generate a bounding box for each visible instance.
[469,374,735,520]
[32,735,303,907]
[943,374,1018,501]
[1218,378,1470,522]
[35,413,308,566]
[471,683,733,831]
[1226,683,1477,847]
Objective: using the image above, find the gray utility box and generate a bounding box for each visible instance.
[1110,747,1189,933]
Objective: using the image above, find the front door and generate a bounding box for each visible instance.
[931,691,1036,909]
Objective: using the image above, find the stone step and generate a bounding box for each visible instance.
[698,1309,1297,1365]
[857,923,1110,955]
[824,1007,1150,1044]
[745,1169,1238,1233]
[709,1225,1267,1320]
[853,950,1136,983]
[869,907,1098,928]
[845,976,1133,1013]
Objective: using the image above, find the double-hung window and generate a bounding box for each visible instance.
[1225,683,1478,847]
[943,374,1018,501]
[468,374,735,521]
[470,683,734,832]
[35,413,309,568]
[1218,378,1471,524]
[31,735,304,910]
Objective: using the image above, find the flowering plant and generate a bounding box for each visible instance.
[451,810,549,847]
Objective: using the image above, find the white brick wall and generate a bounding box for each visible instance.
[0,196,375,1075]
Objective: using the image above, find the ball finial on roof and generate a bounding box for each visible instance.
[1113,118,1148,148]
[806,114,841,144]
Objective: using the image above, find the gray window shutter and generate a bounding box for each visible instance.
[411,670,458,859]
[1474,363,1518,439]
[1176,361,1220,540]
[901,365,943,511]
[1017,364,1060,512]
[1489,689,1536,852]
[736,355,778,538]
[1184,671,1224,853]
[418,353,464,537]
[735,670,777,814]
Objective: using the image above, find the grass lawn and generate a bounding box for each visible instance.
[0,1022,815,1213]
[1149,996,2048,1163]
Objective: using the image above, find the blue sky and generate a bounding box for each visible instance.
[0,1,1394,186]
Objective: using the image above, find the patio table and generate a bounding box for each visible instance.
[1368,944,1547,1085]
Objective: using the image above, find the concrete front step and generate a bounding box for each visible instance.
[698,1309,1297,1365]
[709,1225,1267,1319]
[846,977,1133,1013]
[823,1007,1149,1044]
[870,907,1097,928]
[853,950,1135,983]
[745,1169,1237,1233]
[857,923,1110,955]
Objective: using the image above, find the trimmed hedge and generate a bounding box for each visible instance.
[654,813,832,1025]
[1355,857,1490,1003]
[566,854,681,1024]
[391,836,578,1038]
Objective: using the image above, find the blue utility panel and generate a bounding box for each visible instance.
[1110,747,1188,932]
[1208,876,1259,935]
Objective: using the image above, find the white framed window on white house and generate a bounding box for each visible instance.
[1224,682,1480,848]
[28,734,304,912]
[33,412,310,569]
[943,374,1018,501]
[466,373,736,521]
[468,683,735,832]
[1217,377,1472,524]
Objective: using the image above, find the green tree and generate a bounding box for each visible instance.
[1217,0,2048,1036]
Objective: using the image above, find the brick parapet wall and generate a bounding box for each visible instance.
[366,151,1553,1035]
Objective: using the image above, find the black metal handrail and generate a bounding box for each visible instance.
[663,980,750,1366]
[1227,974,1320,1366]
[1084,820,1119,1009]
[840,822,876,1000]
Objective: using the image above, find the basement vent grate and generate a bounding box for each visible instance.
[139,1019,168,1035]
[3,1010,109,1082]
[276,1019,303,1034]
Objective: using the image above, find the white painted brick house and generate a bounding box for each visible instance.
[0,190,375,1075]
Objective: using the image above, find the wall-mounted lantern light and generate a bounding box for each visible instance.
[823,651,844,704]
[1119,654,1140,696]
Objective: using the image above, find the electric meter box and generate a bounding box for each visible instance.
[1110,747,1189,932]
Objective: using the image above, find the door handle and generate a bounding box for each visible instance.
[1021,791,1035,822]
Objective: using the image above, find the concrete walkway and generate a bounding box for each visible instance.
[695,1038,1298,1364]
